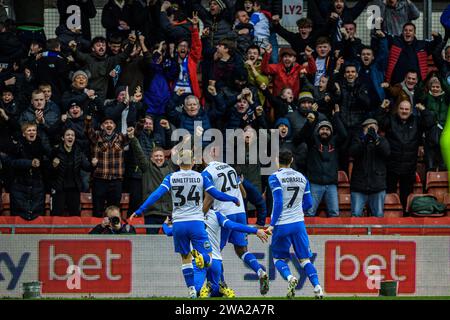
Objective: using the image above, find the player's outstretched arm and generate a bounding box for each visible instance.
[215,211,268,243]
[268,175,283,227]
[130,175,171,221]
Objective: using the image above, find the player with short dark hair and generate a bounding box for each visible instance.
[266,149,324,299]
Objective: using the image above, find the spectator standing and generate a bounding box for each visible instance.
[85,115,131,217]
[293,106,347,217]
[377,99,435,211]
[128,128,177,234]
[68,33,137,102]
[349,119,390,217]
[19,90,61,148]
[50,128,93,216]
[7,122,50,220]
[385,23,441,85]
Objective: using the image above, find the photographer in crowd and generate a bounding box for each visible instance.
[89,205,136,234]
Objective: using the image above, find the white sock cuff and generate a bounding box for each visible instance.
[241,252,250,260]
[300,259,311,268]
[182,263,193,270]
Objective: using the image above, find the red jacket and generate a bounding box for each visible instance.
[261,52,316,97]
[187,27,202,99]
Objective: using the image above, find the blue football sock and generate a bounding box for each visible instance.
[241,252,263,275]
[181,263,195,288]
[302,261,320,287]
[275,259,292,281]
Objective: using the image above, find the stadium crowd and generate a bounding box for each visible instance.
[0,0,449,229]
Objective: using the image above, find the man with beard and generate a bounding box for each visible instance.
[50,128,93,216]
[293,105,347,217]
[6,122,51,220]
[68,33,137,102]
[262,45,316,98]
[85,115,131,217]
[286,91,327,137]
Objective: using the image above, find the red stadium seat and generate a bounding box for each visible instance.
[1,192,10,216]
[120,193,130,219]
[80,193,93,217]
[425,171,449,203]
[338,194,351,217]
[383,193,403,217]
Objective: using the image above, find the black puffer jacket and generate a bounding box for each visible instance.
[349,132,391,193]
[49,144,92,191]
[294,111,348,185]
[8,136,51,220]
[377,109,435,174]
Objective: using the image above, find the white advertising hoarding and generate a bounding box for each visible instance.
[0,235,449,297]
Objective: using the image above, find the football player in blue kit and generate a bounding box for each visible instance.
[162,210,269,297]
[130,150,240,298]
[202,147,270,295]
[266,149,324,299]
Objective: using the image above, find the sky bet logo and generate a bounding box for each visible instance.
[243,250,317,290]
[39,240,132,293]
[0,252,30,290]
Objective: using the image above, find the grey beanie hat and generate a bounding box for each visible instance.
[71,70,89,82]
[317,120,333,133]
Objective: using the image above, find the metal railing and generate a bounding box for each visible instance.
[1,224,450,235]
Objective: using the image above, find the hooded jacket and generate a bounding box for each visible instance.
[293,111,347,185]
